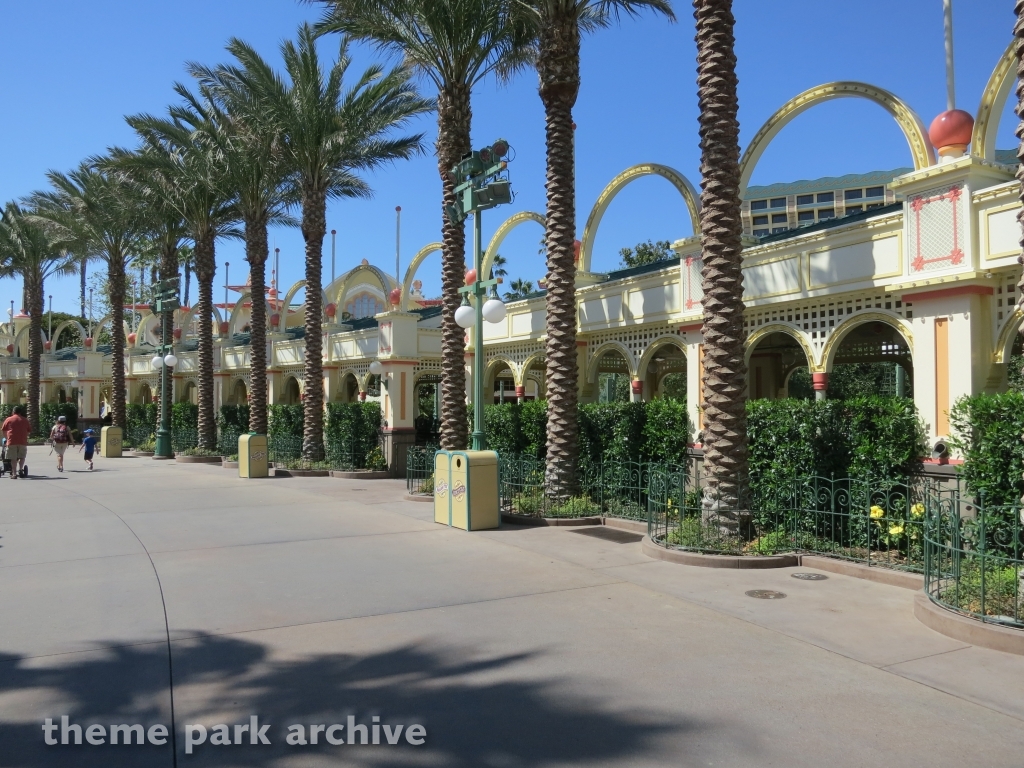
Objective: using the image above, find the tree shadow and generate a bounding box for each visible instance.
[0,632,712,767]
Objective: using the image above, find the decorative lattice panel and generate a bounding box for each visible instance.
[908,183,965,273]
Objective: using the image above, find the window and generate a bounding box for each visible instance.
[816,192,834,203]
[846,204,863,214]
[867,203,884,210]
[771,213,788,224]
[752,215,768,225]
[771,227,787,234]
[866,186,884,198]
[798,210,815,222]
[818,209,835,219]
[796,194,814,206]
[751,199,768,210]
[844,188,863,200]
[770,197,786,208]
[753,228,769,237]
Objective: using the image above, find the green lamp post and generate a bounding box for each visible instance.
[150,276,180,458]
[448,140,514,451]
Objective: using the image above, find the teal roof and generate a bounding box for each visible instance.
[994,148,1018,165]
[744,168,912,199]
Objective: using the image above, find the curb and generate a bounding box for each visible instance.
[640,536,798,569]
[603,517,647,534]
[222,460,239,469]
[914,591,1024,656]
[273,468,330,478]
[404,493,433,503]
[329,470,391,480]
[799,555,922,590]
[175,455,222,464]
[501,513,602,527]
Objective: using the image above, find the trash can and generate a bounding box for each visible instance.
[434,450,499,531]
[100,426,122,458]
[239,434,268,478]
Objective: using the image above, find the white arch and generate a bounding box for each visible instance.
[586,341,637,382]
[972,40,1016,162]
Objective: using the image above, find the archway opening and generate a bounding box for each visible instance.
[747,332,810,400]
[135,383,152,405]
[179,381,198,405]
[645,343,687,401]
[1007,332,1024,393]
[594,348,631,403]
[815,321,913,399]
[414,374,441,444]
[520,358,546,401]
[281,376,301,405]
[339,372,360,403]
[228,379,248,406]
[488,361,516,404]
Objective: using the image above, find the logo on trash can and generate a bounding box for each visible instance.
[251,451,266,460]
[452,481,466,501]
[435,479,448,498]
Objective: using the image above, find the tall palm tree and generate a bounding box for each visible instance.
[693,0,746,531]
[0,202,77,433]
[118,111,238,450]
[218,24,431,460]
[186,56,296,437]
[314,0,532,451]
[32,162,146,431]
[516,0,674,499]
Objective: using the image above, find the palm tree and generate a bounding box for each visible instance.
[314,0,532,451]
[32,162,145,431]
[0,201,77,433]
[218,24,431,460]
[119,110,238,451]
[693,0,746,532]
[180,58,295,437]
[503,277,534,301]
[490,252,508,280]
[516,0,674,499]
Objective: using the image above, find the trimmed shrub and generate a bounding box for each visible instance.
[39,402,78,433]
[171,403,199,434]
[268,404,304,437]
[949,392,1024,506]
[126,403,158,433]
[218,404,250,434]
[325,401,381,466]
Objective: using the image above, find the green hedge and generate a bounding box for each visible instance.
[39,402,78,434]
[949,392,1024,506]
[268,404,304,437]
[126,403,158,435]
[325,402,382,464]
[218,404,250,434]
[171,403,199,434]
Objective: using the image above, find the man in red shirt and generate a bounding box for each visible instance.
[2,405,31,479]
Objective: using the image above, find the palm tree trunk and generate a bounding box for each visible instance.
[158,242,178,431]
[301,187,326,461]
[245,218,269,436]
[26,275,43,435]
[694,0,748,533]
[437,83,471,451]
[108,254,127,429]
[183,259,192,307]
[194,232,217,450]
[1015,0,1024,509]
[538,14,581,500]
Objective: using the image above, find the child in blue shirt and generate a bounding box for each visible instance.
[80,430,97,470]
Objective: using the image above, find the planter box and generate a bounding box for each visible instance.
[329,470,391,480]
[222,459,239,469]
[501,513,602,527]
[175,455,222,464]
[641,536,798,568]
[404,493,434,503]
[273,468,330,478]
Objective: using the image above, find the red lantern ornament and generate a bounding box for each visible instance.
[127,333,137,345]
[389,287,402,306]
[218,321,230,335]
[83,337,93,349]
[325,303,337,318]
[465,268,477,285]
[270,313,281,328]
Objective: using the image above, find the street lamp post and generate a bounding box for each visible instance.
[151,276,180,458]
[448,139,513,451]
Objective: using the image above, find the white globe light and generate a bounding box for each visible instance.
[151,355,164,370]
[482,298,507,324]
[368,360,384,375]
[454,304,475,328]
[163,353,178,367]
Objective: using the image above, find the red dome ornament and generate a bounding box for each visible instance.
[219,321,230,335]
[325,303,337,319]
[928,109,974,159]
[44,340,52,351]
[270,313,281,328]
[465,268,477,286]
[83,337,93,348]
[6,344,14,354]
[172,328,182,340]
[127,333,136,345]
[389,287,402,306]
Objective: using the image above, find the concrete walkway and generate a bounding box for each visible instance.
[1,445,1022,767]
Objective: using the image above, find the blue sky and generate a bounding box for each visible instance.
[0,0,1016,315]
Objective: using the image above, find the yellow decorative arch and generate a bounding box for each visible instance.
[333,266,392,316]
[484,356,517,392]
[580,164,701,274]
[481,211,546,288]
[819,311,915,372]
[973,40,1016,162]
[585,340,637,382]
[993,308,1024,364]
[738,82,935,192]
[744,323,816,370]
[636,335,688,381]
[401,243,443,311]
[135,314,161,347]
[49,319,87,350]
[519,351,545,386]
[177,304,225,338]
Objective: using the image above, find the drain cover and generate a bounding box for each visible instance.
[791,572,828,581]
[745,590,786,599]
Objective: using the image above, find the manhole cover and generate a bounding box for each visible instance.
[791,572,828,581]
[745,590,786,599]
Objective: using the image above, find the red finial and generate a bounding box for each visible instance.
[929,110,974,159]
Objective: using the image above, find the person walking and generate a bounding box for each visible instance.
[48,414,74,472]
[79,429,97,471]
[1,405,31,479]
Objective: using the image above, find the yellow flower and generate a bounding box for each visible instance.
[911,503,924,518]
[888,524,904,536]
[869,505,885,519]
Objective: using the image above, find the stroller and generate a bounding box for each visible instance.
[0,437,28,478]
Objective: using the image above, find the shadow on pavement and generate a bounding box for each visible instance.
[0,632,700,767]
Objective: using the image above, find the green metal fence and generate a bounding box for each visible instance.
[924,492,1022,629]
[266,433,361,471]
[218,428,242,458]
[171,429,199,454]
[122,425,155,451]
[406,445,437,495]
